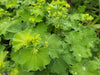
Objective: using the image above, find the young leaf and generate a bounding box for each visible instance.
[11,47,51,71]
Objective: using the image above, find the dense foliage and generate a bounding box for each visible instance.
[0,0,100,75]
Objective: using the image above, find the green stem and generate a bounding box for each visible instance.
[89,24,100,29]
[91,0,100,25]
[99,0,100,16]
[91,16,100,25]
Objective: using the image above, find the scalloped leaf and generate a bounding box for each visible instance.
[6,0,18,8]
[64,28,97,61]
[0,51,9,73]
[49,59,68,75]
[11,47,51,71]
[9,66,35,75]
[12,30,32,52]
[70,59,100,75]
[0,18,10,35]
[47,34,63,59]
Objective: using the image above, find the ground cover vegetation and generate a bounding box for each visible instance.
[0,0,100,75]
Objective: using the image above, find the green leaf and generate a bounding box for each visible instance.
[61,50,76,65]
[0,44,5,52]
[6,0,18,8]
[47,34,63,59]
[34,69,49,75]
[49,59,68,75]
[31,9,44,16]
[9,66,34,75]
[70,59,100,75]
[18,66,35,75]
[0,18,10,35]
[65,28,98,61]
[4,32,15,40]
[78,6,86,13]
[11,47,51,71]
[89,24,100,29]
[12,30,32,52]
[0,51,9,73]
[17,9,30,22]
[33,23,48,37]
[7,19,22,33]
[0,0,8,4]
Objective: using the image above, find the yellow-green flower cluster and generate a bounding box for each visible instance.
[44,41,48,47]
[78,23,82,26]
[55,24,63,28]
[25,33,42,47]
[24,33,33,46]
[10,68,19,75]
[83,14,94,21]
[27,0,46,16]
[46,7,52,11]
[48,11,67,19]
[47,0,70,22]
[0,9,7,17]
[32,34,41,47]
[29,17,35,23]
[0,9,4,12]
[6,0,18,8]
[33,48,39,54]
[32,0,45,9]
[51,0,70,7]
[65,4,70,8]
[37,0,45,2]
[17,33,41,50]
[27,0,46,23]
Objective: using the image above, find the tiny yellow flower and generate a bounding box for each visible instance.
[65,4,70,8]
[60,25,63,27]
[0,9,4,12]
[53,12,57,16]
[40,0,45,2]
[24,33,32,45]
[59,7,62,9]
[57,0,61,4]
[33,3,36,6]
[5,11,8,13]
[33,49,38,54]
[47,7,51,11]
[85,14,89,16]
[58,12,62,16]
[0,13,3,16]
[11,68,19,75]
[87,16,94,20]
[44,41,48,47]
[62,8,66,11]
[83,14,89,17]
[62,15,67,18]
[55,25,60,28]
[56,17,59,20]
[38,5,42,8]
[32,34,41,46]
[29,17,35,22]
[78,23,82,26]
[62,1,66,4]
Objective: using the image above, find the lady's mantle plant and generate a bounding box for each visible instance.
[0,0,100,75]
